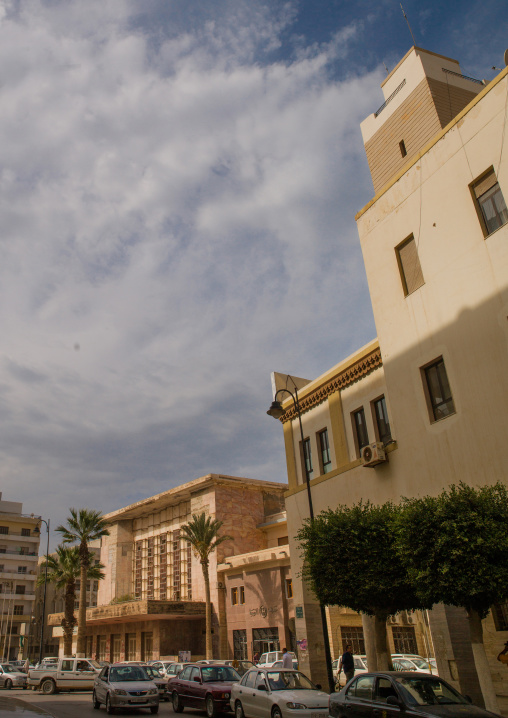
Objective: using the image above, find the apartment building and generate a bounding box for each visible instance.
[273,47,508,709]
[0,493,41,661]
[48,474,287,662]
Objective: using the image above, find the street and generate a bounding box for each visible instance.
[0,689,180,717]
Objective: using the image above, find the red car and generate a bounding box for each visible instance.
[169,663,240,717]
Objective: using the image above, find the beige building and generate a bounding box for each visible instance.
[0,493,41,661]
[49,474,287,662]
[274,47,508,709]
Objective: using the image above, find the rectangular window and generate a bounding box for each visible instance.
[13,605,24,616]
[0,527,8,535]
[399,140,407,157]
[17,566,27,574]
[372,396,392,445]
[423,358,455,422]
[352,408,369,455]
[21,528,31,537]
[15,585,25,595]
[239,586,245,604]
[231,587,239,606]
[471,168,508,236]
[396,235,424,296]
[392,626,418,654]
[492,602,508,631]
[300,437,313,479]
[286,578,293,599]
[317,428,332,474]
[233,629,247,660]
[340,626,365,655]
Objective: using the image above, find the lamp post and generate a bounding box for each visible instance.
[267,384,335,693]
[33,518,50,665]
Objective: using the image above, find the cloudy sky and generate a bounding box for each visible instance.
[0,0,505,543]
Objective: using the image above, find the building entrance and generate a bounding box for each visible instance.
[252,627,279,656]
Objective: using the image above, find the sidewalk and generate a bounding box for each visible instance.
[0,696,55,716]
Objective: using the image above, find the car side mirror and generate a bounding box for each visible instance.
[386,696,403,708]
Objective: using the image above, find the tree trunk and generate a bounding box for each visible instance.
[62,580,76,657]
[202,560,212,659]
[467,608,499,713]
[76,541,89,657]
[362,614,378,672]
[374,613,392,671]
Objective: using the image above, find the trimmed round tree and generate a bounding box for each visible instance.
[297,500,428,670]
[396,482,508,713]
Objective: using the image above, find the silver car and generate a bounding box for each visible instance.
[93,664,159,714]
[0,663,27,689]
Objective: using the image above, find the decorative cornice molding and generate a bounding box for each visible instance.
[281,347,382,423]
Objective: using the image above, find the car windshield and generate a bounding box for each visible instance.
[0,665,15,673]
[201,666,239,682]
[395,659,416,670]
[88,660,102,670]
[266,671,315,691]
[110,667,150,682]
[145,667,162,678]
[394,676,468,706]
[410,658,430,670]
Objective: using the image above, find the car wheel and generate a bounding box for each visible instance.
[4,679,12,690]
[93,690,101,709]
[150,707,159,715]
[235,700,245,718]
[106,694,115,714]
[206,694,217,718]
[172,691,184,713]
[272,707,282,718]
[41,679,56,695]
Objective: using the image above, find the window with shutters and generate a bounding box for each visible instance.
[470,168,508,237]
[395,234,425,296]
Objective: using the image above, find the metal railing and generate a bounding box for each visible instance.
[374,78,407,117]
[442,67,484,85]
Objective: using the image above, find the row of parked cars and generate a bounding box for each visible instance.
[332,654,439,688]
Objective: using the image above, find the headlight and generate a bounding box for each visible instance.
[148,688,158,695]
[113,689,128,695]
[223,693,230,699]
[286,703,308,709]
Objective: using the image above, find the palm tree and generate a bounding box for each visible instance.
[38,546,105,656]
[181,513,232,659]
[56,508,110,656]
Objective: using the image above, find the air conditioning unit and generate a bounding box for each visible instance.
[361,442,387,467]
[388,615,399,625]
[216,581,224,589]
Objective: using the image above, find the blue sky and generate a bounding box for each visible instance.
[0,0,505,546]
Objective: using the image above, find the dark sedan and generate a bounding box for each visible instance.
[169,663,240,718]
[329,672,501,718]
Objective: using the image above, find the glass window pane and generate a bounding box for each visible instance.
[353,409,369,451]
[374,397,392,444]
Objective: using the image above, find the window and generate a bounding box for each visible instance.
[17,567,27,574]
[396,235,424,296]
[372,396,392,445]
[423,358,455,422]
[239,586,245,604]
[0,566,4,573]
[300,438,313,479]
[352,408,369,455]
[0,527,8,535]
[13,605,23,616]
[471,168,508,236]
[61,660,74,672]
[353,675,375,700]
[340,626,365,654]
[21,528,31,537]
[492,602,508,631]
[399,140,407,157]
[392,626,418,654]
[285,578,293,599]
[15,585,25,595]
[231,587,239,606]
[317,428,332,474]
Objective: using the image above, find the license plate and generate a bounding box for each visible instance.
[130,697,147,703]
[311,712,326,718]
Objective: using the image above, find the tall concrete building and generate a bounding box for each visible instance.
[273,47,508,710]
[0,493,41,661]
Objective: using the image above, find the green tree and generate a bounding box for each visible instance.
[56,508,110,656]
[396,482,508,713]
[297,501,428,670]
[181,513,232,659]
[38,545,105,656]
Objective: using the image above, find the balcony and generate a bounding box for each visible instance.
[0,571,36,580]
[0,533,40,543]
[48,599,206,626]
[0,550,38,559]
[0,593,36,601]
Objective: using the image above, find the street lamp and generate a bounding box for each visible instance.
[33,518,50,665]
[267,382,335,693]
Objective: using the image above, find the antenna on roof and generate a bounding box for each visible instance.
[383,62,390,74]
[400,3,416,46]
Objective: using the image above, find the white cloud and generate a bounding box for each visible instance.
[0,0,379,537]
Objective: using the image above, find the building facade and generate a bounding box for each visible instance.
[48,474,287,663]
[0,493,41,661]
[274,47,508,709]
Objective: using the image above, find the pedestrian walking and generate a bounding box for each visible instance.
[282,648,293,669]
[253,652,260,664]
[337,644,355,684]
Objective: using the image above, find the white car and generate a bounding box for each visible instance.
[392,654,436,674]
[335,655,368,688]
[257,651,297,668]
[230,667,328,718]
[0,663,27,689]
